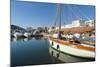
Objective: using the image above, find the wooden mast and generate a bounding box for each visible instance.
[58,3,62,39]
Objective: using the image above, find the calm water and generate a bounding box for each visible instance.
[11,37,94,66]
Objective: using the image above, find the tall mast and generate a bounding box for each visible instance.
[59,4,61,32]
[58,3,61,38]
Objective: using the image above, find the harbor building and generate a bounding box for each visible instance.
[85,20,95,27]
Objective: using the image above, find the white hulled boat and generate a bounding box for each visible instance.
[14,32,23,38]
[24,32,32,37]
[48,37,95,59]
[48,4,95,59]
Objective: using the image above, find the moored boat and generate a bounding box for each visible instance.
[48,4,95,59]
[24,32,32,37]
[14,32,23,38]
[48,37,95,59]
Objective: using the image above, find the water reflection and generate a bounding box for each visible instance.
[49,46,95,63]
[11,37,44,42]
[11,37,59,66]
[11,38,24,42]
[11,37,94,66]
[34,37,42,40]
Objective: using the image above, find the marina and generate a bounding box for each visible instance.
[11,1,95,66]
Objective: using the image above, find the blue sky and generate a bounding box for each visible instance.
[11,0,95,28]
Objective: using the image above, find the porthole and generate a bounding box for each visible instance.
[56,53,60,58]
[51,51,54,56]
[52,42,54,46]
[57,45,59,49]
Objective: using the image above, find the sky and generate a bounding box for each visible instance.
[11,0,95,28]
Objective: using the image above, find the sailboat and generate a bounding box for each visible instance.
[48,4,95,59]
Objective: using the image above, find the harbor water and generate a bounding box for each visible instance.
[11,37,94,66]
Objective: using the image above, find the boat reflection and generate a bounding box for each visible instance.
[11,38,24,42]
[23,38,28,41]
[23,38,31,41]
[34,37,42,40]
[11,37,44,42]
[49,46,95,63]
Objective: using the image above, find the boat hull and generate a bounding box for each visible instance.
[48,38,95,59]
[14,32,23,38]
[24,33,32,37]
[49,46,95,63]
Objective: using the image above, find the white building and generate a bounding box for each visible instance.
[48,19,95,32]
[55,20,85,29]
[72,20,85,27]
[85,20,95,27]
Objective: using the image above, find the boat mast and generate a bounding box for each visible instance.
[58,3,61,38]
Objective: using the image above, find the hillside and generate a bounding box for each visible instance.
[11,25,25,31]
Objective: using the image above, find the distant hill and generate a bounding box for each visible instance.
[11,25,25,31]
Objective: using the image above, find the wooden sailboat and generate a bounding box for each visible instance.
[48,4,95,59]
